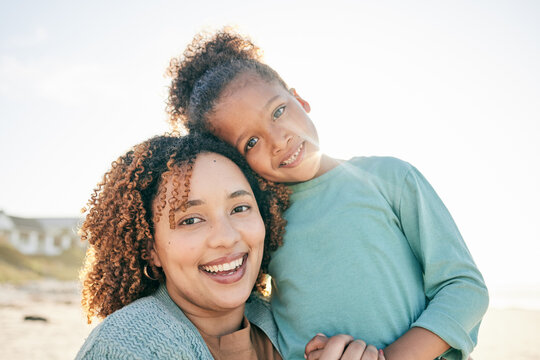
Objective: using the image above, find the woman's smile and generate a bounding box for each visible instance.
[199,253,248,284]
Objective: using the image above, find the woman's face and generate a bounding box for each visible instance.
[150,152,265,316]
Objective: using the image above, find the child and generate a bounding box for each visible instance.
[166,30,489,360]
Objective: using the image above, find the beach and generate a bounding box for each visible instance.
[0,280,539,359]
[0,280,95,360]
[473,308,540,359]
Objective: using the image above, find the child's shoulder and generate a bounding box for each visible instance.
[347,156,413,179]
[341,156,417,204]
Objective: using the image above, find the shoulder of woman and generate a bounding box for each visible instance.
[245,294,280,352]
[246,292,271,309]
[245,294,276,328]
[76,296,206,359]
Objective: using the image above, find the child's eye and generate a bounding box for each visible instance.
[180,217,203,226]
[245,137,259,152]
[273,105,286,120]
[231,205,250,214]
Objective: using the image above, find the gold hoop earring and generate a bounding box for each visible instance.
[143,264,158,281]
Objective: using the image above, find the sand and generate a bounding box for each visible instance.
[472,307,540,359]
[0,280,95,360]
[1,280,539,359]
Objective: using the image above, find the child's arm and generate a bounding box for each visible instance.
[388,163,489,360]
[382,327,449,360]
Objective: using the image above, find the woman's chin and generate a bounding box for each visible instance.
[208,284,254,311]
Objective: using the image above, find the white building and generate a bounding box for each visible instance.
[0,210,82,255]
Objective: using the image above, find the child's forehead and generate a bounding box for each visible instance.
[209,75,290,144]
[223,71,285,99]
[216,80,287,119]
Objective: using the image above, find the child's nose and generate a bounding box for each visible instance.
[270,125,292,155]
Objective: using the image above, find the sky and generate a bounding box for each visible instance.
[1,1,539,292]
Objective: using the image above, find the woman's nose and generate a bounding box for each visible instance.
[207,216,241,248]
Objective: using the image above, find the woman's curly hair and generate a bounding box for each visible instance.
[79,132,290,323]
[166,28,288,133]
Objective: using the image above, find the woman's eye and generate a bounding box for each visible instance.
[231,205,250,214]
[180,217,202,226]
[273,105,285,120]
[245,137,258,152]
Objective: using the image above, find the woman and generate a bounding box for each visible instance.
[76,132,384,359]
[76,133,289,359]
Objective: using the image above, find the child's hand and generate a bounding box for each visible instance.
[304,333,385,360]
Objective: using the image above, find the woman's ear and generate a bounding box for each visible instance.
[149,241,162,268]
[290,88,311,113]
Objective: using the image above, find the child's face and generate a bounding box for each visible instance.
[150,152,265,315]
[209,75,322,184]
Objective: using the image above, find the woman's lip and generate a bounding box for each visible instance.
[200,252,246,267]
[200,254,249,285]
[279,142,305,168]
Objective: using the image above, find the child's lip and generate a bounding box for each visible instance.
[279,141,304,166]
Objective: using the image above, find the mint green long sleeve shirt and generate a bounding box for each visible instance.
[269,157,489,360]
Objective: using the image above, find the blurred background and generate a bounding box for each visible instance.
[1,1,539,359]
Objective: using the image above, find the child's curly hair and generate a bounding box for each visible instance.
[166,28,288,133]
[79,132,289,323]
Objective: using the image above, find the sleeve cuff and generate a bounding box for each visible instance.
[412,309,475,360]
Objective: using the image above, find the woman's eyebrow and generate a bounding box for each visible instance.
[175,199,204,212]
[229,189,253,199]
[174,191,252,212]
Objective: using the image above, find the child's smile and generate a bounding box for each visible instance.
[279,141,305,167]
[209,74,324,184]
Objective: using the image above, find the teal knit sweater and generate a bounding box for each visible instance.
[76,284,280,359]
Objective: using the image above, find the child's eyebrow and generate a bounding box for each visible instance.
[234,134,248,150]
[234,94,282,150]
[263,95,281,112]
